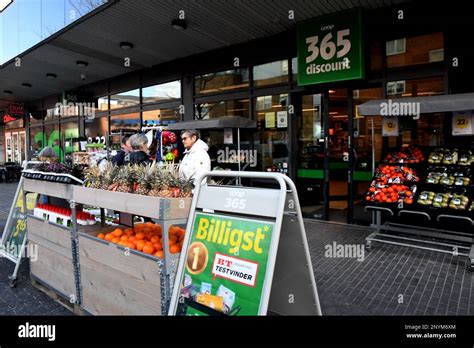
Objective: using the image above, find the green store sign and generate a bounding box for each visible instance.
[297,9,364,86]
[177,213,273,316]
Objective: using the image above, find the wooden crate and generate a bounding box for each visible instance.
[23,179,73,200]
[27,216,76,300]
[73,186,191,219]
[78,228,164,315]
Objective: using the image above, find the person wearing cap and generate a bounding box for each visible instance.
[179,130,211,184]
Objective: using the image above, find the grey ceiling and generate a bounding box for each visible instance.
[0,0,410,109]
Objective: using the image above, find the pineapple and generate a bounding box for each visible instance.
[115,165,133,193]
[84,165,101,188]
[133,164,152,195]
[148,169,165,197]
[102,162,119,191]
[179,178,194,198]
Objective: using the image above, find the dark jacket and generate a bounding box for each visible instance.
[112,150,130,166]
[127,151,152,165]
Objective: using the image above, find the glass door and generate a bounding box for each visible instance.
[327,89,350,223]
[12,133,19,163]
[5,133,12,162]
[296,93,327,220]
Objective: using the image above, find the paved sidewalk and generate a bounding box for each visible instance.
[0,182,473,315]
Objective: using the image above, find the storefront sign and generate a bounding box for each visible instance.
[452,111,473,136]
[176,212,273,316]
[382,117,399,137]
[277,111,288,128]
[297,9,364,86]
[224,128,233,144]
[265,112,276,128]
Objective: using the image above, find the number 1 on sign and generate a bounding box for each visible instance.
[192,247,200,270]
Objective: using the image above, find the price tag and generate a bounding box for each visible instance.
[420,193,428,200]
[434,195,443,203]
[452,198,461,205]
[452,111,474,136]
[382,117,399,137]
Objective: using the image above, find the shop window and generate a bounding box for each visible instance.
[45,107,60,121]
[386,33,444,68]
[194,99,249,120]
[44,124,61,159]
[143,107,181,125]
[110,112,140,133]
[29,111,44,125]
[389,77,444,98]
[194,68,249,95]
[110,89,140,109]
[61,121,80,158]
[253,60,289,87]
[98,96,109,111]
[254,94,289,172]
[291,57,298,82]
[85,116,108,143]
[142,80,181,104]
[298,94,324,170]
[29,126,45,157]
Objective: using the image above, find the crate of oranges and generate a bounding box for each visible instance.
[95,222,186,259]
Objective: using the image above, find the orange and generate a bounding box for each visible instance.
[113,229,123,237]
[111,237,120,243]
[126,242,136,249]
[169,226,178,235]
[134,224,145,232]
[128,236,136,242]
[143,245,154,254]
[154,250,164,258]
[150,236,160,243]
[135,232,145,240]
[125,229,134,236]
[145,233,153,241]
[154,242,162,251]
[120,235,129,242]
[105,233,114,241]
[170,244,181,254]
[136,240,146,251]
[169,235,178,244]
[145,241,154,247]
[97,233,105,239]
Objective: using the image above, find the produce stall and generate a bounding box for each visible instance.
[23,161,194,315]
[357,94,474,269]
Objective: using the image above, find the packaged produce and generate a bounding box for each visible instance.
[442,149,458,165]
[428,149,444,164]
[458,151,474,166]
[374,165,419,183]
[432,193,450,208]
[417,191,435,205]
[366,184,416,204]
[448,194,469,210]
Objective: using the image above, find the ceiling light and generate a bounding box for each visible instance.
[0,0,13,13]
[46,73,57,79]
[76,60,88,67]
[171,19,187,30]
[22,83,32,88]
[120,41,134,50]
[3,90,13,94]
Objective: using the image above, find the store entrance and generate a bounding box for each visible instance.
[5,131,27,165]
[295,89,350,223]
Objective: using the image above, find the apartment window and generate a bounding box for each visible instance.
[387,81,406,95]
[386,38,406,56]
[386,33,444,68]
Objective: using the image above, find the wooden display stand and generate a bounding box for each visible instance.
[23,178,81,313]
[72,186,192,315]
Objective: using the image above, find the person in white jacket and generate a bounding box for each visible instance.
[178,130,211,185]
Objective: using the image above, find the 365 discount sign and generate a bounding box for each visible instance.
[297,9,364,86]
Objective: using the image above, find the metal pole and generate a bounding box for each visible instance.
[237,128,241,186]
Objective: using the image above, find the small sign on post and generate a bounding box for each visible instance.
[169,171,321,316]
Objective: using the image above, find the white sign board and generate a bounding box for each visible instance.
[452,111,473,136]
[382,117,399,137]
